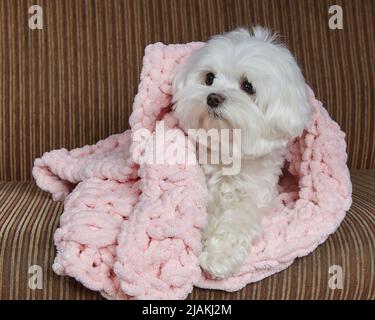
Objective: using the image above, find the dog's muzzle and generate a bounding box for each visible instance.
[207,93,225,108]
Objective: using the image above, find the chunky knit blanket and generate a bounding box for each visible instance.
[32,42,352,300]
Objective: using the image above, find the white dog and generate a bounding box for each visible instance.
[172,27,313,279]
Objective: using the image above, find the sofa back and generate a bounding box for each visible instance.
[0,0,374,181]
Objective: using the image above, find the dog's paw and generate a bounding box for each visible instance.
[199,251,232,279]
[199,233,251,279]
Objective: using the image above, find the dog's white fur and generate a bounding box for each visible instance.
[172,27,313,278]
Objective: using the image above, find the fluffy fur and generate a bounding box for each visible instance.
[172,26,313,278]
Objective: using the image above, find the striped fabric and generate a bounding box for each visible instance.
[0,0,374,182]
[0,170,374,299]
[0,0,374,300]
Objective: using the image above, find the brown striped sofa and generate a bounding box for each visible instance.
[0,0,374,300]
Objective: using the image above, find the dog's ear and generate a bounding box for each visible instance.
[171,60,192,106]
[239,79,312,158]
[265,78,313,141]
[172,63,186,96]
[172,47,203,100]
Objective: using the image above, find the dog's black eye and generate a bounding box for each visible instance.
[241,80,255,95]
[205,72,215,86]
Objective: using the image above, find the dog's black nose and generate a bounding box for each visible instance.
[207,93,225,108]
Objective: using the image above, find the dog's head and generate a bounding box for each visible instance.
[172,27,313,157]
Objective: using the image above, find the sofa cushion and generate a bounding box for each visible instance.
[0,170,374,299]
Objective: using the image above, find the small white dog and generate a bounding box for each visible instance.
[172,27,313,279]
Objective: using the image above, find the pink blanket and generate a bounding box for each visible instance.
[33,42,352,300]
